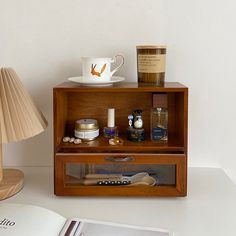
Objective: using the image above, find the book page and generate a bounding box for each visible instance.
[0,204,66,236]
[61,219,171,236]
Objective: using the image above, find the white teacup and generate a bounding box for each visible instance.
[82,54,124,81]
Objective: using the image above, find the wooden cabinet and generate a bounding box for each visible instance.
[53,82,188,197]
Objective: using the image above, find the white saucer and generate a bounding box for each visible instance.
[68,76,125,87]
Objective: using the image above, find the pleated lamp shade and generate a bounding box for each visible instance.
[0,68,48,143]
[0,67,48,200]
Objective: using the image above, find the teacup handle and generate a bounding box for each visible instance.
[111,54,124,76]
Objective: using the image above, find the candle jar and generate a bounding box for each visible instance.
[137,45,167,86]
[150,108,168,141]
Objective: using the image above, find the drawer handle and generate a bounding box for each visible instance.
[105,156,134,162]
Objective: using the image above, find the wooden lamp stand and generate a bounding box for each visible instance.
[0,144,24,200]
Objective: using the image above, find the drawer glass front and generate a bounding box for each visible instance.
[65,163,176,187]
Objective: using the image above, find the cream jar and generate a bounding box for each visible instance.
[74,119,99,141]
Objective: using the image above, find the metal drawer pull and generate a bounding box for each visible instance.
[105,156,134,162]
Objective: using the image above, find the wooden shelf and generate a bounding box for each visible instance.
[57,135,185,153]
[54,82,188,91]
[53,82,188,197]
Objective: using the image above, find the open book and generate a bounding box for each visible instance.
[0,204,171,236]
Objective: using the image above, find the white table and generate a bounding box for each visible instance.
[2,167,236,236]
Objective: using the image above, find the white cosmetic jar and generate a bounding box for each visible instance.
[74,119,99,141]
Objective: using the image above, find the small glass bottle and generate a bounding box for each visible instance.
[150,108,168,141]
[103,108,118,138]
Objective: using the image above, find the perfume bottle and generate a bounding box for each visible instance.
[103,108,118,138]
[150,108,168,141]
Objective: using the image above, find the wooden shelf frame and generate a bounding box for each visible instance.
[53,82,188,197]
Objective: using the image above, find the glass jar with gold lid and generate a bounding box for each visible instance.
[136,45,167,86]
[74,119,99,141]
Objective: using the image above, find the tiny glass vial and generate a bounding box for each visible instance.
[150,108,168,141]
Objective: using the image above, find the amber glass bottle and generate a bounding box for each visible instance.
[137,45,167,86]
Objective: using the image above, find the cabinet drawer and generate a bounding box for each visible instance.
[54,153,187,197]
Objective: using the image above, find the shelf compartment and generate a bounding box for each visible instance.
[54,88,187,153]
[54,153,187,197]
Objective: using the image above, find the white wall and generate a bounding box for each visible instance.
[1,0,236,182]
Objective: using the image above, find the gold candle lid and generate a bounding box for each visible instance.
[75,119,98,130]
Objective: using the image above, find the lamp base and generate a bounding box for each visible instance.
[0,169,24,200]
